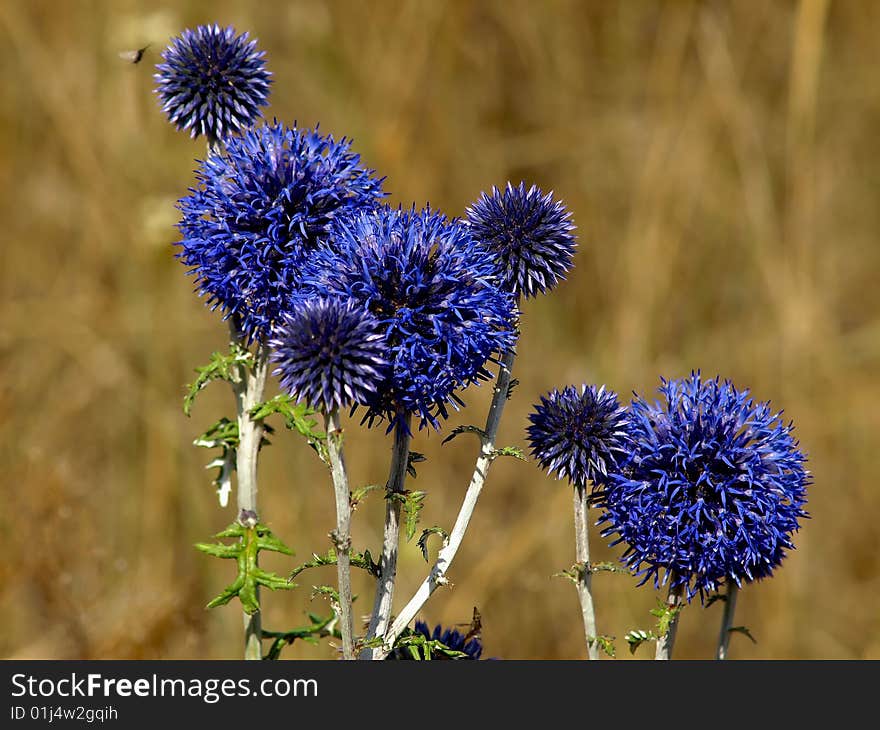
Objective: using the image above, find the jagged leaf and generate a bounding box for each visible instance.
[552,564,582,585]
[624,629,656,655]
[263,613,339,660]
[403,490,427,542]
[249,394,327,462]
[729,626,757,644]
[590,635,617,658]
[311,585,340,603]
[288,548,380,582]
[650,599,683,637]
[198,520,295,614]
[705,593,728,608]
[406,451,426,478]
[589,561,628,575]
[417,526,449,562]
[441,425,489,446]
[350,484,382,511]
[490,446,526,461]
[183,345,253,416]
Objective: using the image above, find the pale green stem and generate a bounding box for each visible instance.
[325,410,355,660]
[380,347,516,658]
[229,320,269,660]
[573,483,599,659]
[361,414,412,659]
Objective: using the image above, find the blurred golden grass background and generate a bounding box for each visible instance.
[1,0,878,659]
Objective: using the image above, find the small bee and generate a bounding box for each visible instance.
[118,44,150,64]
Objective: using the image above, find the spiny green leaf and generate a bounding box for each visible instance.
[194,542,240,559]
[403,490,427,542]
[198,521,295,614]
[206,576,245,610]
[705,593,728,608]
[311,585,340,604]
[590,561,628,575]
[651,599,683,637]
[350,484,382,511]
[506,377,520,399]
[490,445,526,461]
[183,345,253,416]
[262,613,339,660]
[193,418,239,450]
[590,635,617,658]
[417,526,449,562]
[728,626,757,644]
[406,451,426,478]
[253,525,294,555]
[249,394,328,462]
[552,565,582,585]
[624,629,656,654]
[288,548,380,582]
[391,629,470,660]
[193,418,240,506]
[441,425,489,446]
[289,550,337,581]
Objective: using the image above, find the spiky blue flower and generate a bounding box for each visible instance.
[155,24,272,140]
[176,122,385,343]
[526,384,630,488]
[466,182,577,299]
[270,298,388,413]
[292,206,518,429]
[388,621,484,660]
[599,373,810,601]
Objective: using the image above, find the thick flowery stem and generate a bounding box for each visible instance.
[573,483,598,659]
[325,410,355,660]
[380,348,517,658]
[716,582,740,660]
[362,414,412,659]
[229,321,270,660]
[655,575,684,660]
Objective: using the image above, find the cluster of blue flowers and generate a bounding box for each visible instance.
[158,23,810,647]
[159,25,573,430]
[527,373,810,601]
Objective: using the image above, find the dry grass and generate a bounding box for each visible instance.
[1,0,878,659]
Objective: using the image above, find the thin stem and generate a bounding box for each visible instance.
[229,320,270,661]
[380,347,517,659]
[654,575,684,660]
[325,410,355,660]
[716,582,740,660]
[573,483,598,659]
[361,413,412,659]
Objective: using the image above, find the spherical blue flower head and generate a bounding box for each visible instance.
[598,373,810,601]
[155,24,272,140]
[270,298,388,413]
[388,621,483,660]
[466,182,577,300]
[176,122,385,343]
[293,206,518,430]
[526,384,630,488]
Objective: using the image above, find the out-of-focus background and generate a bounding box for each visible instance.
[1,0,877,660]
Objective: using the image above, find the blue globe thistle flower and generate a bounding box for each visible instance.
[526,384,630,488]
[176,122,385,343]
[466,182,577,300]
[599,373,810,601]
[154,24,272,141]
[388,621,483,660]
[270,298,388,413]
[292,206,518,430]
